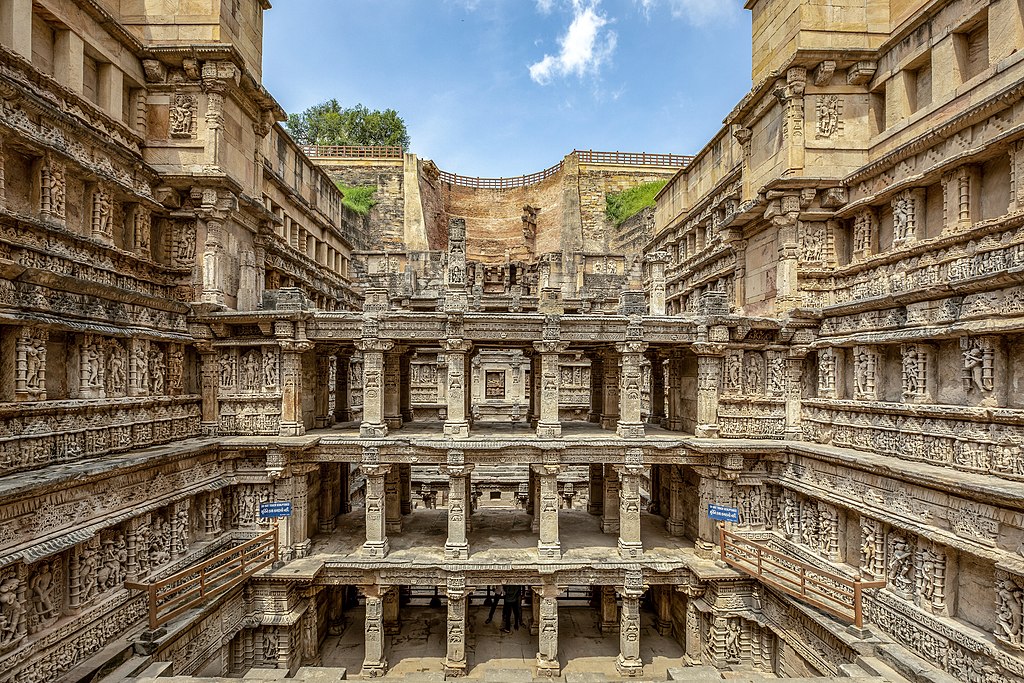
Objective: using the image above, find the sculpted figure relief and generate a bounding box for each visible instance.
[0,574,24,648]
[996,578,1024,647]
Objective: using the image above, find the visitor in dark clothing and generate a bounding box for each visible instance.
[485,584,503,624]
[501,584,523,633]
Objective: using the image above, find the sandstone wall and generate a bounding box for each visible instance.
[318,159,405,249]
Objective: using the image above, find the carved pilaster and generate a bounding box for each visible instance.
[616,570,645,677]
[360,585,389,677]
[535,583,560,677]
[851,207,877,261]
[892,188,925,246]
[600,346,620,429]
[616,341,648,438]
[444,464,473,560]
[534,340,570,438]
[535,464,562,559]
[693,343,724,437]
[942,165,979,232]
[362,462,390,558]
[617,466,643,559]
[444,576,471,676]
[443,336,472,438]
[852,345,879,401]
[15,327,47,401]
[356,338,394,437]
[901,343,934,403]
[280,341,312,436]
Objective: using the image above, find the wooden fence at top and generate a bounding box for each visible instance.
[125,528,278,631]
[719,525,885,628]
[301,145,404,159]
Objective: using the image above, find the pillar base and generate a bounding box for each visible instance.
[617,540,643,559]
[292,539,312,559]
[444,542,469,560]
[667,520,685,537]
[384,622,400,636]
[599,416,619,430]
[535,422,561,439]
[314,417,331,429]
[444,421,470,438]
[616,422,645,438]
[279,421,304,437]
[362,540,390,558]
[443,659,467,678]
[588,413,601,423]
[616,655,645,677]
[361,660,388,678]
[319,518,337,533]
[385,521,403,534]
[695,423,720,438]
[537,541,561,559]
[587,503,603,515]
[656,618,672,636]
[536,656,560,678]
[694,539,715,559]
[668,418,682,431]
[385,417,403,430]
[602,520,620,534]
[599,620,619,634]
[360,422,389,438]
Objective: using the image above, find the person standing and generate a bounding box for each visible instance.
[485,584,503,624]
[501,584,523,633]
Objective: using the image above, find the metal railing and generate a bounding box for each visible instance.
[719,526,885,628]
[576,150,694,167]
[300,145,404,159]
[126,528,278,630]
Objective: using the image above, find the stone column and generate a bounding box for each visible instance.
[527,349,540,427]
[360,586,388,677]
[645,251,668,315]
[444,575,471,677]
[668,466,685,537]
[399,352,413,423]
[666,351,683,431]
[340,463,352,514]
[444,464,473,559]
[784,350,806,438]
[600,347,620,429]
[280,341,311,437]
[399,464,412,515]
[618,466,643,559]
[357,339,393,437]
[617,341,648,438]
[383,347,404,430]
[334,351,352,422]
[534,341,570,438]
[695,468,734,556]
[198,343,219,435]
[587,463,604,515]
[682,593,701,663]
[528,465,537,524]
[535,465,562,559]
[599,586,618,633]
[770,194,801,312]
[693,343,724,438]
[314,351,332,429]
[444,338,472,438]
[588,352,604,423]
[616,582,645,677]
[362,464,390,558]
[602,463,620,534]
[201,216,225,305]
[385,465,402,534]
[655,586,673,636]
[648,351,665,426]
[383,586,401,635]
[319,463,339,533]
[535,583,561,677]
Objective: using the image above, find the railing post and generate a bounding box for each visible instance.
[800,567,806,597]
[719,524,726,563]
[756,545,762,577]
[149,583,158,631]
[854,576,864,628]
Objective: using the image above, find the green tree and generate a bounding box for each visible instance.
[285,99,410,149]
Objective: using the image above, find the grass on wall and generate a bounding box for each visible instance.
[335,183,378,215]
[605,180,668,227]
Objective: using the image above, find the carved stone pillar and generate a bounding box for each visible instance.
[201,216,225,305]
[198,344,219,434]
[362,464,390,558]
[280,467,311,559]
[851,208,878,262]
[0,137,6,210]
[770,194,801,311]
[444,576,471,677]
[14,327,47,401]
[616,341,648,437]
[648,351,665,425]
[668,466,685,537]
[444,464,473,560]
[666,351,684,431]
[360,586,388,677]
[280,341,311,437]
[340,463,352,514]
[693,343,724,437]
[383,347,404,429]
[357,338,393,437]
[399,352,413,423]
[696,468,733,556]
[942,167,978,233]
[535,465,561,559]
[534,340,570,438]
[334,351,352,421]
[682,592,701,663]
[645,252,668,315]
[599,585,618,633]
[599,348,621,429]
[618,466,643,559]
[616,583,645,677]
[588,352,604,423]
[587,463,603,515]
[40,154,66,227]
[655,586,673,636]
[382,585,401,635]
[314,352,332,429]
[784,350,806,438]
[602,463,620,534]
[399,463,412,515]
[444,338,472,438]
[319,464,339,533]
[535,583,560,677]
[384,465,402,535]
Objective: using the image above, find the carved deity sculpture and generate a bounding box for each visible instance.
[91,186,112,240]
[962,338,995,394]
[29,561,59,630]
[744,353,763,395]
[149,347,165,395]
[169,93,197,138]
[16,328,48,401]
[0,574,25,649]
[815,94,840,138]
[724,351,743,394]
[853,346,877,400]
[725,620,741,661]
[901,344,931,402]
[219,352,236,388]
[996,577,1024,647]
[242,350,261,392]
[106,341,127,396]
[97,534,126,591]
[264,348,279,389]
[888,534,913,594]
[915,546,945,611]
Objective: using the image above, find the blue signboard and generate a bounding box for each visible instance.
[708,504,739,523]
[259,501,293,518]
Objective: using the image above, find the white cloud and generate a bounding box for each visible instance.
[536,0,556,14]
[635,0,739,26]
[529,1,617,85]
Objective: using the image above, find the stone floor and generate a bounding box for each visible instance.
[301,508,720,572]
[321,603,687,680]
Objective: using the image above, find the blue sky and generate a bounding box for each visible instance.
[263,1,751,178]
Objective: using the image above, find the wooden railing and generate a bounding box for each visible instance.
[126,528,278,630]
[719,526,885,628]
[300,145,404,159]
